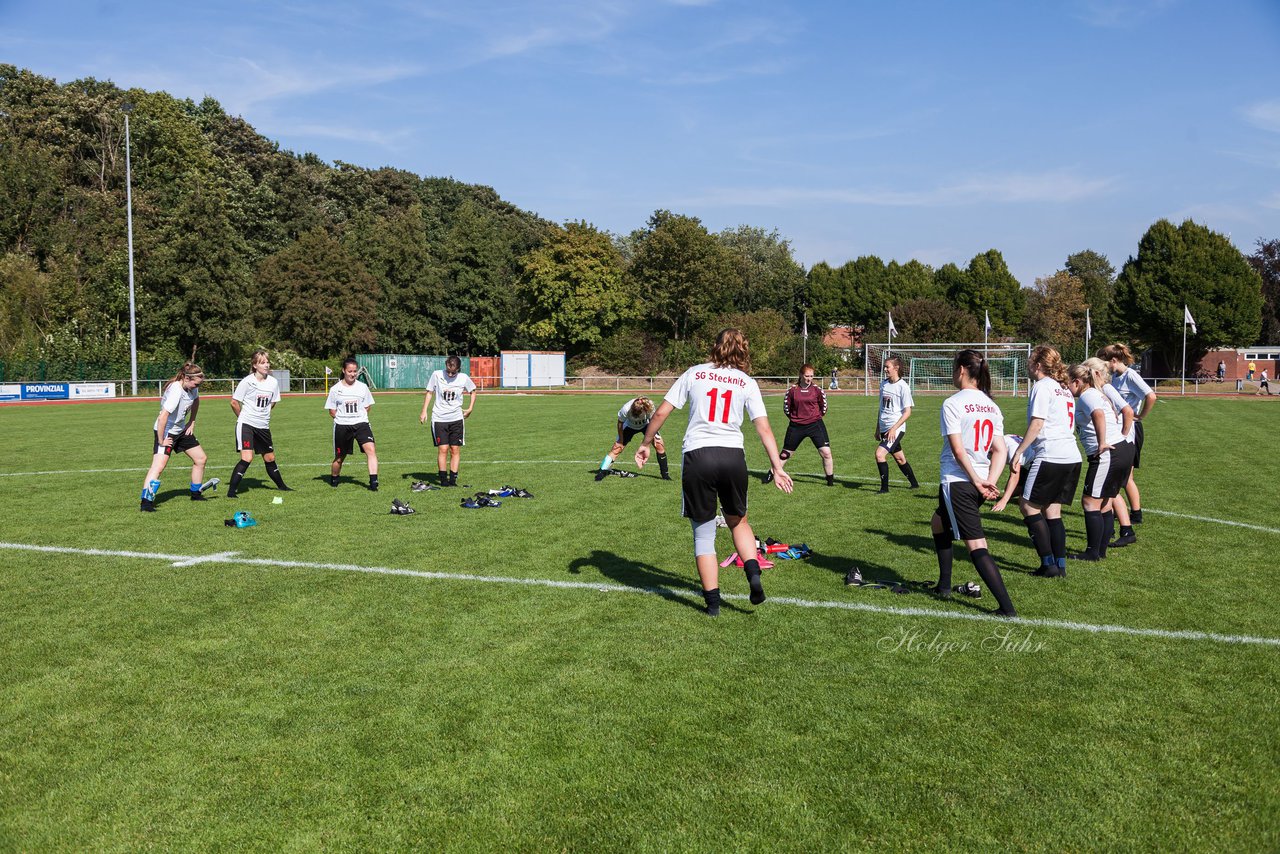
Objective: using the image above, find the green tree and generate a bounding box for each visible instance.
[716,225,807,322]
[1249,238,1280,345]
[627,210,734,341]
[516,221,629,354]
[257,227,378,357]
[1064,250,1115,338]
[1021,271,1087,348]
[870,298,981,343]
[1113,219,1263,357]
[345,205,445,353]
[946,249,1024,334]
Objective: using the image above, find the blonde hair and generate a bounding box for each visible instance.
[1081,357,1109,390]
[1067,363,1096,391]
[1097,342,1134,366]
[1030,345,1068,387]
[251,349,269,369]
[628,397,655,420]
[709,328,751,373]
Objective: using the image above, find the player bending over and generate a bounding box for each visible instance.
[596,397,669,481]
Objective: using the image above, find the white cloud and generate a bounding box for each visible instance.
[1072,0,1177,29]
[677,170,1116,209]
[1242,101,1280,134]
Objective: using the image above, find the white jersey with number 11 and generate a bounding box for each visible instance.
[663,362,766,453]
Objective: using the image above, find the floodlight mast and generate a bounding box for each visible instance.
[123,102,138,396]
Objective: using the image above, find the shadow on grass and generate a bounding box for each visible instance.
[568,549,747,614]
[815,534,989,614]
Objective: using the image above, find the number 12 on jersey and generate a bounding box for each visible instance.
[705,388,733,423]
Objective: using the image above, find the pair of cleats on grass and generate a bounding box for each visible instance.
[844,567,982,599]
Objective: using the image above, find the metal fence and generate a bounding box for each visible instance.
[4,374,1273,399]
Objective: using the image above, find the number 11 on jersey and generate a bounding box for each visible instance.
[705,388,733,423]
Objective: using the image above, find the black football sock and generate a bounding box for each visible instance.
[1099,510,1115,557]
[448,470,457,486]
[743,558,765,604]
[1119,525,1134,537]
[330,474,339,487]
[264,460,288,489]
[898,461,919,488]
[439,469,449,486]
[826,473,834,486]
[1023,513,1054,565]
[933,530,954,592]
[877,461,890,490]
[1131,508,1143,523]
[971,548,1015,615]
[1083,510,1104,557]
[702,587,721,617]
[1048,517,1067,564]
[657,452,669,479]
[227,460,250,496]
[369,473,379,490]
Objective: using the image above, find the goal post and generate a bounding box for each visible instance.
[863,342,1032,396]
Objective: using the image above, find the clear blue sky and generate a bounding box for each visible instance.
[3,1,1278,286]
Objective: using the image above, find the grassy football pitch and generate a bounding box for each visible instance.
[1,389,1277,851]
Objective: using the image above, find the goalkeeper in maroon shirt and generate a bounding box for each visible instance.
[765,364,835,487]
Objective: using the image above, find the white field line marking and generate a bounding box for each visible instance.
[1141,509,1280,534]
[4,541,1277,649]
[2,463,1276,534]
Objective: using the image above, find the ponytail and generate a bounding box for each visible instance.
[954,349,992,397]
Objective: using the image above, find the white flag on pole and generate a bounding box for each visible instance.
[1184,305,1197,335]
[887,312,897,338]
[1085,308,1092,340]
[802,313,808,340]
[984,310,992,334]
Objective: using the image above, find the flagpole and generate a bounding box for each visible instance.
[1181,304,1188,396]
[1085,307,1091,358]
[802,309,808,365]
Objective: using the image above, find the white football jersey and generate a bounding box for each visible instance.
[664,362,766,453]
[427,370,475,422]
[878,378,914,433]
[1075,386,1120,456]
[618,398,653,431]
[1110,368,1154,414]
[232,373,280,429]
[939,388,1004,484]
[1027,377,1081,464]
[1101,383,1134,443]
[325,380,374,426]
[1003,433,1035,471]
[154,381,198,437]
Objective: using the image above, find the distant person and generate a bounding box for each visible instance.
[829,368,839,390]
[873,355,920,493]
[1098,343,1157,524]
[1013,346,1081,578]
[767,363,834,487]
[1247,360,1257,381]
[596,396,669,481]
[929,349,1016,616]
[226,349,290,498]
[634,328,793,617]
[1260,369,1272,395]
[325,357,379,491]
[421,355,477,486]
[1217,360,1226,381]
[139,362,213,511]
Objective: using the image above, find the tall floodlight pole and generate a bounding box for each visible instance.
[123,103,138,396]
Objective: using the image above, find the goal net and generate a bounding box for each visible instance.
[863,342,1032,396]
